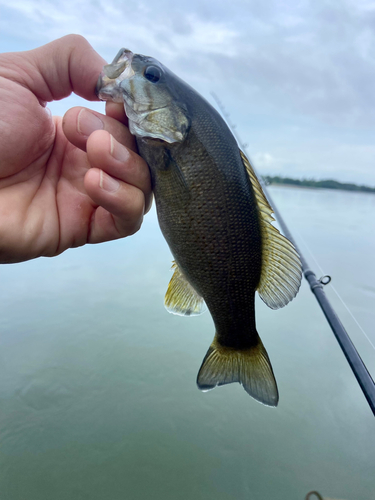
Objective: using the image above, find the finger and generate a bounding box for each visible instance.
[62,106,137,153]
[87,130,152,212]
[84,168,146,242]
[2,34,105,103]
[105,101,128,125]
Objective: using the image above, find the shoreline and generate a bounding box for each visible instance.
[263,179,375,194]
[265,183,375,194]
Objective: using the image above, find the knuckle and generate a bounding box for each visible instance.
[116,191,145,236]
[124,216,143,237]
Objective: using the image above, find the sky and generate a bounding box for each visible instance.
[1,0,375,185]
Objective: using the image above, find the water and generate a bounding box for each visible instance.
[1,186,374,500]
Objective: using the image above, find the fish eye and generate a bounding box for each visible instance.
[144,65,162,83]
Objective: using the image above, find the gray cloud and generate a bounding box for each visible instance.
[1,0,375,183]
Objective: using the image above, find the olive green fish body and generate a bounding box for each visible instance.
[97,49,302,405]
[138,113,262,349]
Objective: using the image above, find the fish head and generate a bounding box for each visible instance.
[96,49,190,144]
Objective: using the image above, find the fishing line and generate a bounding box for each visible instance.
[295,229,375,353]
[267,188,375,416]
[211,91,375,415]
[294,230,325,276]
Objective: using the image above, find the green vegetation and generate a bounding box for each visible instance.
[262,176,375,193]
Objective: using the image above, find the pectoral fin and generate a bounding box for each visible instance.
[240,151,302,309]
[157,150,191,204]
[165,261,206,316]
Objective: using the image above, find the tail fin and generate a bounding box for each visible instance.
[196,334,279,406]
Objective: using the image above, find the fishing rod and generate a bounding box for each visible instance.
[211,92,375,417]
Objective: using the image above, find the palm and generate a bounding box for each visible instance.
[0,35,151,264]
[0,80,96,261]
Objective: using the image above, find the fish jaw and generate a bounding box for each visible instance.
[95,48,135,103]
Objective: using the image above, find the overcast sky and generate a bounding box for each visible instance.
[1,0,375,184]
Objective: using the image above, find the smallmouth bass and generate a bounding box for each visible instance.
[96,49,302,406]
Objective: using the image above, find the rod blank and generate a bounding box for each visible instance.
[267,190,375,417]
[211,91,375,416]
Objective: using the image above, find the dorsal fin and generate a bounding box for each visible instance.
[164,261,206,316]
[240,151,302,309]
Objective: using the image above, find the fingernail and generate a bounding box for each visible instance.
[110,134,130,163]
[99,170,120,193]
[77,109,103,136]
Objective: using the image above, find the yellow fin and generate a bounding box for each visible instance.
[165,261,206,316]
[197,334,279,406]
[240,151,302,309]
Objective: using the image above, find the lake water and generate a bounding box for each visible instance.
[1,186,374,500]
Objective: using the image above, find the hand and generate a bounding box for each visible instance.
[0,35,152,263]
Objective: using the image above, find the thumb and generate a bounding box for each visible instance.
[2,34,105,103]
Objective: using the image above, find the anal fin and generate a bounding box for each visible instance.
[165,261,206,316]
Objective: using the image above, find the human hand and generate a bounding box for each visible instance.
[0,35,151,263]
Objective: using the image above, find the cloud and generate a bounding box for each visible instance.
[252,152,278,169]
[1,0,375,183]
[2,0,374,125]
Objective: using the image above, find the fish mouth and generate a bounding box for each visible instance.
[96,48,135,101]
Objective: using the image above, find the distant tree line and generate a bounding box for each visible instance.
[262,175,375,193]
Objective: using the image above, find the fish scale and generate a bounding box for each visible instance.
[97,48,302,405]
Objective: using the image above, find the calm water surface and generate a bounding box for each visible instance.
[1,186,374,500]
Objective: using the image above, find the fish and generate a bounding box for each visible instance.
[96,48,302,406]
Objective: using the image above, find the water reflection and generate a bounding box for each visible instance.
[0,187,374,500]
